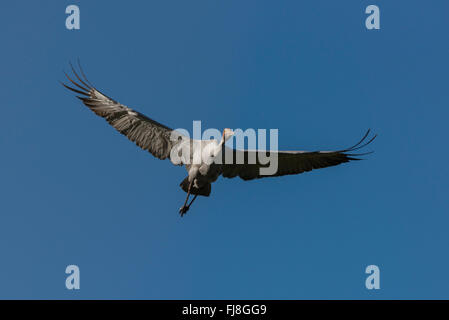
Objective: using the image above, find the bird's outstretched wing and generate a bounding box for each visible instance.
[62,63,182,161]
[218,130,377,181]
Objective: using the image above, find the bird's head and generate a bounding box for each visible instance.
[222,128,235,142]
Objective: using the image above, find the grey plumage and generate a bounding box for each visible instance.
[217,130,376,181]
[62,63,376,216]
[62,64,177,161]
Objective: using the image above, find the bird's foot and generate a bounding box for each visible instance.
[179,205,190,217]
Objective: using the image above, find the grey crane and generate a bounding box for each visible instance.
[62,64,376,216]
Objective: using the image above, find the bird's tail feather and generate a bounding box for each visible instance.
[180,178,211,197]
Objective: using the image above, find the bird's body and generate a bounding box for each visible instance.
[177,137,227,208]
[62,63,376,216]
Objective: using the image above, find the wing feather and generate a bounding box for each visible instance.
[219,130,376,181]
[62,64,180,161]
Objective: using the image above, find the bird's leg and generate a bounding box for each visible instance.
[186,195,198,210]
[179,180,193,216]
[179,195,198,217]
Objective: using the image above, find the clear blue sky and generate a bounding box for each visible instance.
[1,1,448,299]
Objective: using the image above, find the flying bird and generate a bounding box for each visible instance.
[62,64,376,216]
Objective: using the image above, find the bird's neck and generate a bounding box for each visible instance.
[212,137,225,158]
